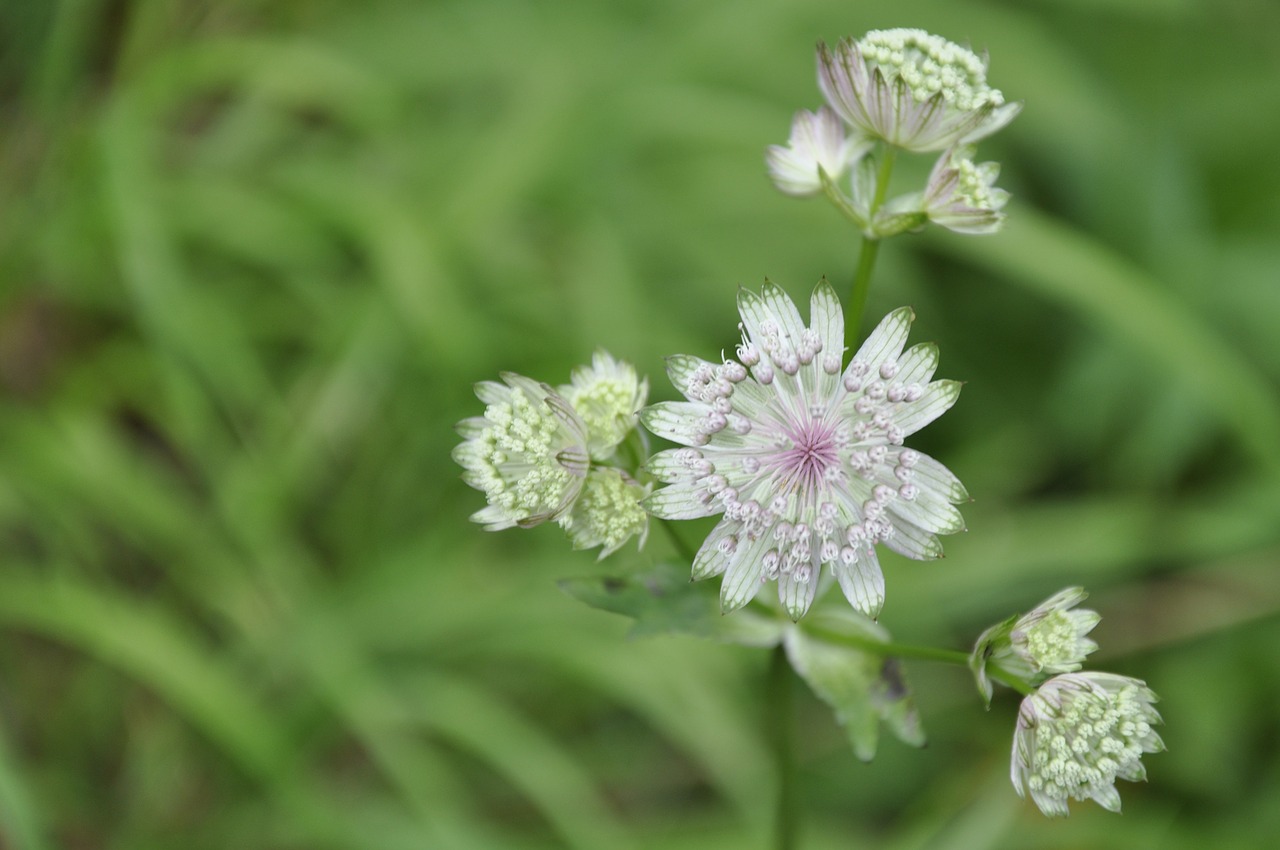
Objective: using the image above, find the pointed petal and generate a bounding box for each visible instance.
[850,307,913,371]
[905,452,969,502]
[664,354,719,401]
[691,523,737,580]
[809,279,844,365]
[474,379,509,405]
[760,280,807,348]
[778,566,820,621]
[961,100,1023,145]
[642,482,718,520]
[720,536,770,613]
[640,401,710,446]
[470,504,517,531]
[1091,784,1123,813]
[882,519,944,560]
[454,416,490,439]
[736,286,774,355]
[894,380,961,437]
[834,547,884,618]
[644,447,696,484]
[894,343,939,386]
[887,492,965,536]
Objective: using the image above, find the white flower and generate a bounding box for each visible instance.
[971,587,1101,704]
[817,29,1021,153]
[766,106,873,196]
[641,281,967,620]
[560,350,648,461]
[454,373,590,530]
[917,145,1009,234]
[561,468,650,558]
[1012,672,1164,817]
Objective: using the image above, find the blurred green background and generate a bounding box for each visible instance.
[2,0,1280,847]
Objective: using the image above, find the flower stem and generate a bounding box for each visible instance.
[767,644,799,850]
[803,623,970,666]
[846,145,898,332]
[847,237,880,334]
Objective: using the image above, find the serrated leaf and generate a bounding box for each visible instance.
[784,609,926,761]
[558,561,784,646]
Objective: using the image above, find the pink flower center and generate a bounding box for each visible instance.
[778,415,839,494]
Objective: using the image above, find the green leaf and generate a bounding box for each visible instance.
[784,609,926,761]
[558,561,784,646]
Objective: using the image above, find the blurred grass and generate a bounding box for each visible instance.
[2,0,1279,847]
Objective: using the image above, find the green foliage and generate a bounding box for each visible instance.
[783,610,926,762]
[1,0,1279,847]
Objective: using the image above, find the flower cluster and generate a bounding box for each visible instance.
[454,352,650,557]
[768,28,1019,237]
[971,588,1163,816]
[642,281,966,620]
[971,587,1100,704]
[1011,672,1164,816]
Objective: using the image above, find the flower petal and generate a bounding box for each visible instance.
[833,547,885,618]
[809,279,844,366]
[894,379,961,437]
[640,401,710,446]
[904,452,969,503]
[850,307,913,371]
[888,491,965,536]
[882,520,944,560]
[894,342,939,386]
[778,568,820,621]
[642,481,718,520]
[760,280,808,349]
[692,520,738,579]
[720,535,772,613]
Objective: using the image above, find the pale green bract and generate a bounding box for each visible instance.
[817,28,1021,153]
[1012,672,1164,817]
[561,350,649,462]
[561,468,650,558]
[453,373,590,530]
[766,106,873,197]
[971,587,1101,704]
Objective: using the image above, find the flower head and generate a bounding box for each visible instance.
[561,468,650,558]
[454,373,590,530]
[560,350,648,461]
[642,281,966,620]
[1012,672,1164,817]
[916,145,1010,234]
[766,106,873,197]
[971,587,1101,704]
[817,29,1021,152]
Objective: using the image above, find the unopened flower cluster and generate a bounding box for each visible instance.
[969,588,1164,816]
[453,352,650,558]
[767,28,1020,236]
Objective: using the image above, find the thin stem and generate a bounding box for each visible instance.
[846,145,898,332]
[767,644,799,850]
[987,661,1036,696]
[847,237,880,334]
[803,624,970,666]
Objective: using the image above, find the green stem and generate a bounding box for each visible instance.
[986,661,1037,696]
[767,644,799,850]
[803,624,970,666]
[846,145,898,332]
[847,237,880,334]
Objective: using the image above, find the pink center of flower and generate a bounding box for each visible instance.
[777,415,839,493]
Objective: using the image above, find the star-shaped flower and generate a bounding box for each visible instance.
[642,281,967,620]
